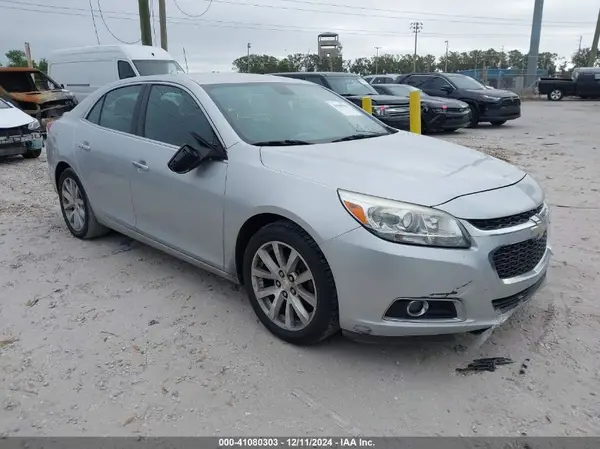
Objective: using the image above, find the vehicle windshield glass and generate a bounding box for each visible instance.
[327,76,378,96]
[385,85,426,97]
[0,71,60,92]
[203,82,392,145]
[0,98,10,109]
[132,60,185,76]
[445,74,486,90]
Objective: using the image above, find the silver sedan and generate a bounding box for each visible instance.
[46,73,550,345]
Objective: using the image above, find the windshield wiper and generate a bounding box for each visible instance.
[252,139,312,146]
[331,133,386,143]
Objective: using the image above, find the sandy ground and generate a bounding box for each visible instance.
[1,101,599,437]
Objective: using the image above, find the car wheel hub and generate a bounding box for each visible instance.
[251,241,317,331]
[62,178,85,232]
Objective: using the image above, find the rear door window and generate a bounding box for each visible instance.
[98,85,143,134]
[404,75,430,87]
[85,97,105,124]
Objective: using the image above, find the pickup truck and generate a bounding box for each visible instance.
[273,72,410,130]
[538,67,600,101]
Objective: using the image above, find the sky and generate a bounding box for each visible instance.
[0,0,598,72]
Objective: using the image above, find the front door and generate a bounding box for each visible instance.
[74,84,144,228]
[128,83,227,269]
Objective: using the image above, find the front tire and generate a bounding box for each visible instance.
[22,149,41,159]
[467,104,479,128]
[242,220,339,345]
[58,168,109,239]
[490,120,506,126]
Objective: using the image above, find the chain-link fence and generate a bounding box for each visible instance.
[458,68,548,96]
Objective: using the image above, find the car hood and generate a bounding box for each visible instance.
[345,94,409,106]
[260,132,525,207]
[466,88,517,98]
[0,106,35,128]
[423,96,469,108]
[9,90,73,104]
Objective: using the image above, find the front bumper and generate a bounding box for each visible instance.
[479,102,521,122]
[378,114,410,130]
[426,111,470,131]
[0,133,42,157]
[321,212,550,337]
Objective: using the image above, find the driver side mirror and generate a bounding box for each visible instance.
[168,142,226,174]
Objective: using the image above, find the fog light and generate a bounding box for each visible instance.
[406,300,429,317]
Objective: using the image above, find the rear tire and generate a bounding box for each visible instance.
[22,149,41,159]
[548,89,563,101]
[242,220,340,345]
[490,120,506,126]
[58,168,109,240]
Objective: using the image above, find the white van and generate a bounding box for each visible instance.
[48,44,185,102]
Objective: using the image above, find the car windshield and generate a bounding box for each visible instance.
[384,85,426,97]
[445,74,486,90]
[132,60,185,76]
[0,71,60,93]
[203,81,393,145]
[327,76,378,96]
[0,98,10,109]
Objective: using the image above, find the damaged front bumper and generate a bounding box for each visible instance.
[320,208,551,337]
[0,131,42,156]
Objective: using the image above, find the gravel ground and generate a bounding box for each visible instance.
[1,101,599,437]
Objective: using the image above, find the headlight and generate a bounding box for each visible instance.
[338,190,470,248]
[433,106,447,113]
[482,95,501,101]
[27,119,41,130]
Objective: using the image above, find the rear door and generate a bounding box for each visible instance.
[73,84,144,228]
[128,83,227,268]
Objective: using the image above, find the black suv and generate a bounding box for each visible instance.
[273,72,410,130]
[364,74,404,85]
[397,73,521,127]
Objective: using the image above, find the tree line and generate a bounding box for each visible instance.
[1,49,48,73]
[232,47,600,76]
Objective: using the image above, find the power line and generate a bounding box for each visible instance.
[96,0,141,44]
[88,0,100,44]
[173,0,213,18]
[2,0,595,28]
[0,3,590,40]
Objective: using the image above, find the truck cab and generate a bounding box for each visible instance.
[538,67,600,101]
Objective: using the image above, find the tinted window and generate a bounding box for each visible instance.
[421,77,453,90]
[404,75,431,87]
[143,84,216,148]
[99,85,142,133]
[326,76,378,96]
[86,97,104,124]
[203,82,392,145]
[445,74,486,90]
[118,61,137,79]
[305,76,327,87]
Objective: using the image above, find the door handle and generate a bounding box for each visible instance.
[78,142,91,151]
[132,160,149,171]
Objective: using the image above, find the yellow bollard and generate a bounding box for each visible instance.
[361,96,373,114]
[409,90,421,134]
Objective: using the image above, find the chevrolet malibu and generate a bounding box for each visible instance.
[46,73,550,345]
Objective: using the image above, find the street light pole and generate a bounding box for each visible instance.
[444,40,449,72]
[374,46,381,74]
[247,43,251,73]
[410,21,423,72]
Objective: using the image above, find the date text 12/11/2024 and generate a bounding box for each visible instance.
[218,438,376,448]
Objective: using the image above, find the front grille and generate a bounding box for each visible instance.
[501,97,521,106]
[1,124,29,138]
[492,232,547,279]
[447,107,468,113]
[492,274,546,313]
[468,204,543,231]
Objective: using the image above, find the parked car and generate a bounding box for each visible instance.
[371,84,470,132]
[48,44,185,102]
[0,67,78,133]
[46,73,550,345]
[0,97,43,159]
[364,74,405,84]
[537,67,600,101]
[397,72,521,127]
[273,72,410,130]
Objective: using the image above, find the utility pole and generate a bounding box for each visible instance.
[24,42,33,67]
[525,0,544,87]
[158,0,168,50]
[578,35,583,52]
[444,40,449,72]
[138,0,152,46]
[374,46,381,74]
[410,21,423,72]
[247,43,251,73]
[588,7,600,67]
[183,47,189,72]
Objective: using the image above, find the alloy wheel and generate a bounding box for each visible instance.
[550,90,562,100]
[61,177,86,232]
[250,241,317,331]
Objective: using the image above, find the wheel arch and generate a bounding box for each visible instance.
[234,210,324,285]
[55,161,72,190]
